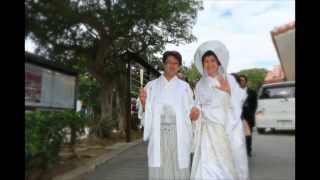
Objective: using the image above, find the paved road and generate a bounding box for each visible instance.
[83,131,295,180]
[249,131,295,180]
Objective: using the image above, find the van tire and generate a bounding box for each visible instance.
[257,128,265,134]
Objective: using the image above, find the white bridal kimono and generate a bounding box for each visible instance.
[191,40,249,180]
[140,75,195,179]
[191,75,249,180]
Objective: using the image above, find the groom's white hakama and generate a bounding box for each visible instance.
[140,75,195,180]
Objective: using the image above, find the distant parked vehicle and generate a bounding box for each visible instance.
[255,81,295,134]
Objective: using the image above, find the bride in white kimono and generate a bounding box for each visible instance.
[191,41,249,180]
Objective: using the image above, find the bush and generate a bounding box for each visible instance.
[25,110,87,171]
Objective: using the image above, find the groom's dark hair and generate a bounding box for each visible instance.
[162,51,182,66]
[201,50,221,66]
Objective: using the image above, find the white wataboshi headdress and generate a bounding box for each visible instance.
[194,40,229,76]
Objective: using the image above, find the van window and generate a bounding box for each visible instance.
[259,85,295,99]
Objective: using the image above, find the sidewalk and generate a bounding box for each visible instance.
[52,139,143,180]
[83,141,148,180]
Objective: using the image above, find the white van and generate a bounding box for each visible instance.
[255,81,295,133]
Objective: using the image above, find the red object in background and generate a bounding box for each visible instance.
[264,65,285,84]
[271,21,295,36]
[25,71,42,103]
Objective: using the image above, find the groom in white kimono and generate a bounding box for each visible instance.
[139,51,200,180]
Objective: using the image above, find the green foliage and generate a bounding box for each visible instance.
[181,66,268,91]
[25,110,87,170]
[25,0,203,70]
[78,73,101,115]
[149,56,164,71]
[238,68,268,91]
[181,63,201,89]
[26,0,203,138]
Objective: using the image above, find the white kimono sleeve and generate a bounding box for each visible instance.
[180,84,196,134]
[192,84,202,153]
[182,85,196,117]
[227,75,249,180]
[142,82,153,141]
[227,74,244,119]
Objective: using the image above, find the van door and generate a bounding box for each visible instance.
[258,84,295,130]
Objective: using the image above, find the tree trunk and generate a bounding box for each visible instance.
[93,81,114,138]
[70,126,76,154]
[119,91,128,136]
[116,93,126,133]
[115,66,130,139]
[87,57,127,139]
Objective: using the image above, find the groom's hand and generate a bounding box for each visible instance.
[190,107,200,121]
[139,87,146,109]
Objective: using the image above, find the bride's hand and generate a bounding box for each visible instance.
[190,107,200,121]
[217,75,231,94]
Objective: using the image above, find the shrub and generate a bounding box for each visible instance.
[25,110,87,171]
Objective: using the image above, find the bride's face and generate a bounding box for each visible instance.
[203,55,219,76]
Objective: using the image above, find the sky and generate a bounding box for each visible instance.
[165,0,295,72]
[25,0,295,73]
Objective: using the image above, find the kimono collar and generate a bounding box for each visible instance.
[161,74,178,85]
[204,75,221,89]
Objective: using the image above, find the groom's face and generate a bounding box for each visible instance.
[164,55,180,77]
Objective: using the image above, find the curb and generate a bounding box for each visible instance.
[52,139,143,180]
